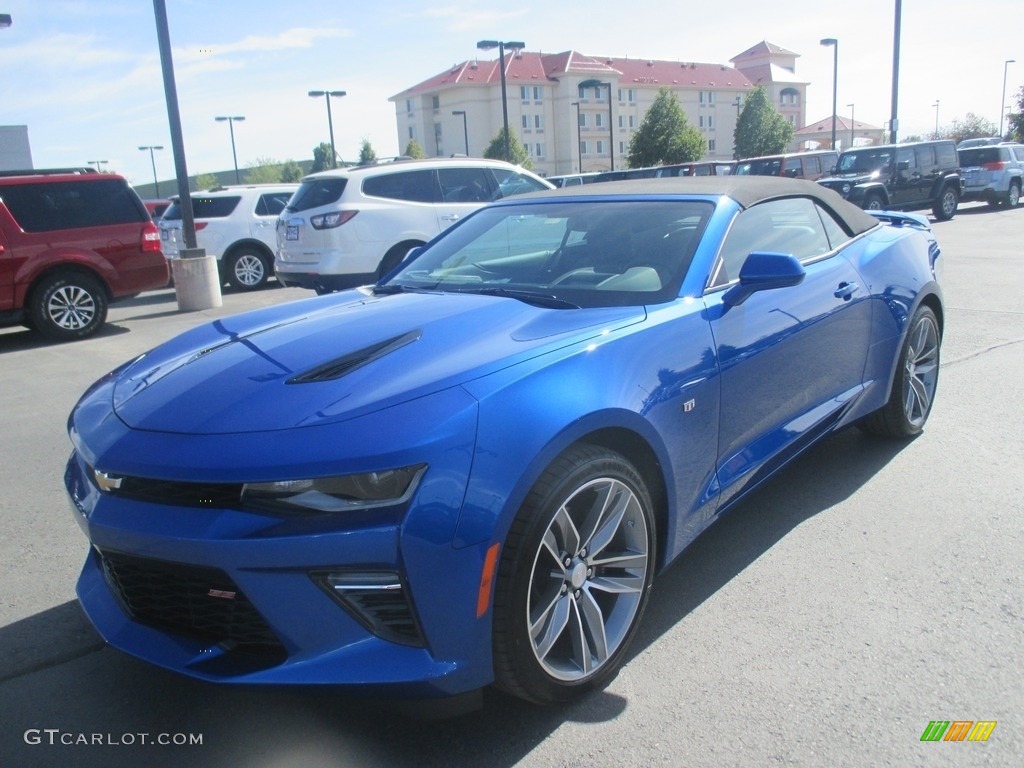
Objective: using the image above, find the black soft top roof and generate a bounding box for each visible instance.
[517,176,881,237]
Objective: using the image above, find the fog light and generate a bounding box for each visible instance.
[313,571,425,647]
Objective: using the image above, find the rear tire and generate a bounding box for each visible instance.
[860,305,940,438]
[932,186,958,221]
[225,247,271,291]
[376,241,423,280]
[29,272,108,341]
[1006,181,1021,209]
[492,444,655,704]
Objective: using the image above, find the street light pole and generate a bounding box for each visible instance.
[820,38,838,149]
[579,79,614,171]
[1000,60,1016,137]
[138,145,164,197]
[477,40,525,162]
[932,100,940,138]
[214,116,245,184]
[571,101,582,172]
[309,90,346,167]
[452,110,469,155]
[846,103,855,149]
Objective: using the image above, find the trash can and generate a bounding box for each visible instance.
[171,248,222,311]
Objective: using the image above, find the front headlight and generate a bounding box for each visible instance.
[241,465,426,514]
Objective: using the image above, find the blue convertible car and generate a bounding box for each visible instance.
[65,178,942,705]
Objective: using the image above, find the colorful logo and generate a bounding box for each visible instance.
[920,721,997,742]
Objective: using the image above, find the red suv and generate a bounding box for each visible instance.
[0,169,169,340]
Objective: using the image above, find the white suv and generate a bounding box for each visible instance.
[275,158,552,292]
[159,184,297,290]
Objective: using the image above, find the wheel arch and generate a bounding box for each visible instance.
[221,238,274,261]
[24,262,112,307]
[457,408,675,572]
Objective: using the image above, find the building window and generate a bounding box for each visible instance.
[596,113,605,129]
[534,143,544,158]
[434,123,443,154]
[532,86,543,101]
[618,88,637,103]
[619,141,626,155]
[581,140,589,155]
[781,88,799,106]
[578,111,587,128]
[700,90,716,105]
[522,115,530,131]
[708,139,716,151]
[628,115,635,129]
[596,140,605,155]
[405,99,413,114]
[520,86,529,101]
[534,115,544,131]
[408,126,414,140]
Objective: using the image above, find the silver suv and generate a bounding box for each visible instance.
[957,144,1024,208]
[275,158,552,293]
[159,184,297,290]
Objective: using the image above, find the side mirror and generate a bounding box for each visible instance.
[723,252,806,307]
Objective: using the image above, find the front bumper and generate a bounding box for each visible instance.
[65,388,495,697]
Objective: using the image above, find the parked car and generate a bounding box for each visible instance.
[0,168,168,340]
[734,150,838,181]
[66,177,942,706]
[275,158,552,293]
[159,184,297,290]
[142,198,171,220]
[547,172,602,187]
[956,137,1003,149]
[654,161,735,177]
[957,143,1024,208]
[816,140,961,220]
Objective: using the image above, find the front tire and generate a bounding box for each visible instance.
[863,192,885,211]
[492,444,655,704]
[225,247,270,291]
[860,305,941,437]
[932,186,958,221]
[29,272,108,341]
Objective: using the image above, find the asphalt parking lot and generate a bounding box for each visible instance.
[1,203,1021,767]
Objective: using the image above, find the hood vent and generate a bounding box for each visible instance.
[287,330,422,384]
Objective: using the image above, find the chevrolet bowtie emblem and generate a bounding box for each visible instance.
[93,470,124,492]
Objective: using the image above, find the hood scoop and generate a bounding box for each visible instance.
[287,330,422,384]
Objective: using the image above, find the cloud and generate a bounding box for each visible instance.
[413,6,528,32]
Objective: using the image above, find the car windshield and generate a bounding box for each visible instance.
[836,149,893,174]
[381,200,713,308]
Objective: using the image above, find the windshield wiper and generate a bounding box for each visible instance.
[459,287,579,309]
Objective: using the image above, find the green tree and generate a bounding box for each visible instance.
[482,127,532,169]
[310,142,335,173]
[193,173,219,191]
[404,139,426,159]
[937,112,999,144]
[245,157,282,184]
[1009,86,1024,143]
[734,86,794,159]
[358,138,378,165]
[626,87,706,168]
[280,159,305,182]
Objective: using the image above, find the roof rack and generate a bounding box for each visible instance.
[0,167,100,178]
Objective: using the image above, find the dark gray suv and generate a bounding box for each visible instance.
[817,140,961,220]
[957,144,1023,208]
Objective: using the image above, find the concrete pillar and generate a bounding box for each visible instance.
[171,249,222,311]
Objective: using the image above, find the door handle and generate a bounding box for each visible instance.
[440,214,460,222]
[834,282,859,301]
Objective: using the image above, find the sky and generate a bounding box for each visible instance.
[0,0,1020,190]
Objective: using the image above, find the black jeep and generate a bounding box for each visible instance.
[817,140,961,220]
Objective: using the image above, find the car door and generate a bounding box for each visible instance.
[888,146,918,208]
[0,217,11,311]
[704,197,872,509]
[436,167,494,232]
[914,144,939,206]
[252,192,290,251]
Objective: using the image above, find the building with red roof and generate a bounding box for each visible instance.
[389,41,814,176]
